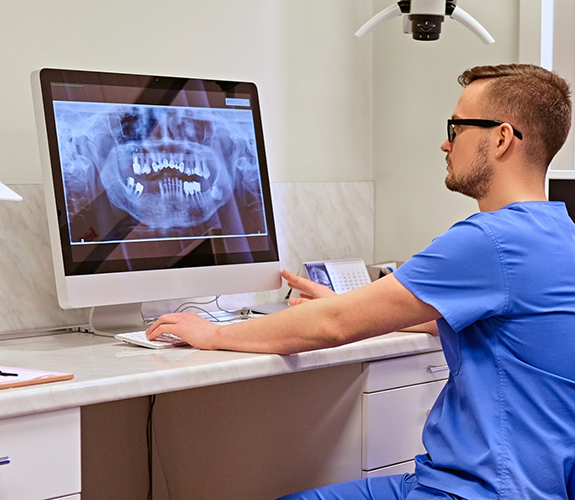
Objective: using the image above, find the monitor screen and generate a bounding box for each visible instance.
[32,68,281,333]
[547,170,575,223]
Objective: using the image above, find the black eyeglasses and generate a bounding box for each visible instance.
[447,119,523,143]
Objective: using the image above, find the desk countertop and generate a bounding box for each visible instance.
[0,331,441,420]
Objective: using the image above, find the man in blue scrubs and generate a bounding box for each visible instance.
[147,64,575,499]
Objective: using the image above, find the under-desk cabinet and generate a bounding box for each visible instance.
[0,407,81,500]
[362,350,449,478]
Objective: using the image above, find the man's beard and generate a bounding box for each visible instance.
[445,138,494,201]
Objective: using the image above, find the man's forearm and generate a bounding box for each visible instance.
[211,298,351,355]
[146,275,442,354]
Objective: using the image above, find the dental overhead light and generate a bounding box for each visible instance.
[355,0,494,44]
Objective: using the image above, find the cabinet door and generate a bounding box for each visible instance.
[362,379,445,471]
[0,408,81,500]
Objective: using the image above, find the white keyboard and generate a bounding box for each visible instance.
[115,331,189,349]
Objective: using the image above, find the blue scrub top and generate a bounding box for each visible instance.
[394,202,575,500]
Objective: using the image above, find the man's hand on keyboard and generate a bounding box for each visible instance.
[146,312,219,350]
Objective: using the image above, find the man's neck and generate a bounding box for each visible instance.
[477,186,547,212]
[477,161,548,212]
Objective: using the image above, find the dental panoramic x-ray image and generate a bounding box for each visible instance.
[53,101,267,244]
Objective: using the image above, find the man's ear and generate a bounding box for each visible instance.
[494,123,515,158]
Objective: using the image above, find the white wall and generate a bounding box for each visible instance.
[0,0,372,185]
[372,0,520,262]
[549,0,575,172]
[518,0,575,172]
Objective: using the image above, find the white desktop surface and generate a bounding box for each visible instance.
[0,330,441,420]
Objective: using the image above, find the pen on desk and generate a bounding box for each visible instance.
[0,370,18,377]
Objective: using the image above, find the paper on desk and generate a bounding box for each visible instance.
[0,365,73,390]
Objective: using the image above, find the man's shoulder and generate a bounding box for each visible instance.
[460,201,571,234]
[446,202,575,262]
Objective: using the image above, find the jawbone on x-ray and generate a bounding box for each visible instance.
[53,102,265,234]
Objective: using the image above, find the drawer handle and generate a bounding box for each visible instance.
[0,456,10,466]
[427,364,449,374]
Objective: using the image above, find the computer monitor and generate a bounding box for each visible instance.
[31,68,281,335]
[546,169,575,223]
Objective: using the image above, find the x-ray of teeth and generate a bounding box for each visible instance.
[53,101,266,241]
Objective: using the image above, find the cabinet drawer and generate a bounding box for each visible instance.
[0,408,81,500]
[362,379,445,471]
[363,351,448,393]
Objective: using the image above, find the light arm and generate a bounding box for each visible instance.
[450,6,495,45]
[355,3,403,38]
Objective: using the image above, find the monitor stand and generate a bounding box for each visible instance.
[89,303,146,337]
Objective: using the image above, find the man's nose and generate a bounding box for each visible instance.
[441,138,452,153]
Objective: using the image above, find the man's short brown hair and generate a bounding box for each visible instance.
[458,64,572,170]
